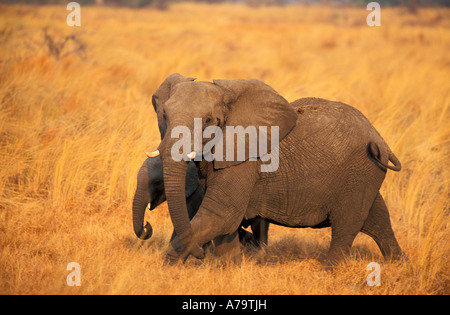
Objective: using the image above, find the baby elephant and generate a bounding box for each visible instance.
[132,156,269,251]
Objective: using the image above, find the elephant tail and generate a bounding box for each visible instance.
[367,141,402,172]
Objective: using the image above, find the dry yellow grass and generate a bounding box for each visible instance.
[0,3,449,295]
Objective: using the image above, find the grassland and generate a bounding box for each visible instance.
[0,3,449,294]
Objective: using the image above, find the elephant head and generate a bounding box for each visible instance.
[132,156,200,240]
[154,78,297,257]
[152,73,196,140]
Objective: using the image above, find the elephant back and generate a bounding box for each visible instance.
[249,98,390,227]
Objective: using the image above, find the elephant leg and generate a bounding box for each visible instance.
[238,228,258,248]
[164,197,249,264]
[164,208,223,263]
[327,227,360,266]
[213,230,242,265]
[327,188,374,265]
[164,164,258,264]
[251,218,269,247]
[361,192,407,261]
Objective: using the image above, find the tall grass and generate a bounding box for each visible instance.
[0,3,448,294]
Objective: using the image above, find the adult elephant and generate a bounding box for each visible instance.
[131,155,268,249]
[133,73,270,252]
[150,74,406,265]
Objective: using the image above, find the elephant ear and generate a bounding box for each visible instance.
[212,79,297,169]
[152,73,196,139]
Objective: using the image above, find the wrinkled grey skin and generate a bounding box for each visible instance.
[153,74,406,265]
[132,156,269,249]
[132,157,202,241]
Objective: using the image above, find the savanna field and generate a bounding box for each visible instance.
[0,2,449,295]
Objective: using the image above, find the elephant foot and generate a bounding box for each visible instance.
[162,244,181,265]
[163,241,205,265]
[384,250,409,264]
[213,231,243,266]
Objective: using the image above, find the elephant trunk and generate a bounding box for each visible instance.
[132,161,153,240]
[160,137,204,259]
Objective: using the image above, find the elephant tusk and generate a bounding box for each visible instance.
[187,151,196,160]
[146,150,160,158]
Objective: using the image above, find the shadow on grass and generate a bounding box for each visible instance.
[123,233,169,253]
[245,234,382,265]
[122,230,382,266]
